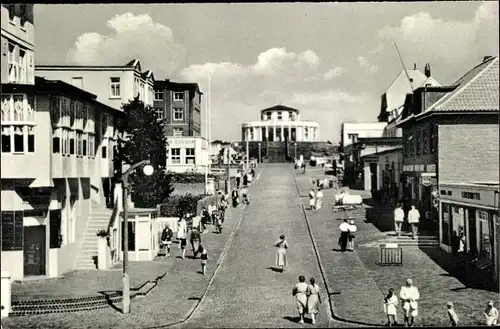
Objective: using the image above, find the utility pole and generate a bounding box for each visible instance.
[226,145,231,194]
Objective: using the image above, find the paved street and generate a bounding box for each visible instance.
[178,164,334,328]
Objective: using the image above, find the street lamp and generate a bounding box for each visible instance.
[121,159,154,314]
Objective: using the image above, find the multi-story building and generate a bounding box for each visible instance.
[397,55,499,236]
[153,79,208,173]
[35,59,155,111]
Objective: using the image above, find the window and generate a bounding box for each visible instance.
[62,129,68,154]
[110,77,121,98]
[82,134,88,156]
[49,210,62,248]
[76,132,82,156]
[69,131,75,155]
[173,128,183,137]
[422,129,429,154]
[154,89,163,100]
[52,127,61,154]
[430,124,437,153]
[70,101,76,127]
[304,128,309,139]
[18,49,26,84]
[441,203,451,246]
[1,211,24,251]
[416,132,421,155]
[102,145,107,159]
[1,127,11,153]
[173,92,184,101]
[155,108,164,120]
[478,210,493,260]
[173,108,183,121]
[72,77,83,89]
[185,148,195,164]
[27,126,34,152]
[347,134,358,143]
[101,113,108,137]
[88,134,95,157]
[266,112,271,120]
[277,111,282,120]
[8,43,17,83]
[171,148,181,164]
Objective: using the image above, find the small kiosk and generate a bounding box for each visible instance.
[121,208,159,261]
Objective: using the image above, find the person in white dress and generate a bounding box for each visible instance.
[315,188,324,210]
[384,288,399,326]
[394,204,405,237]
[400,278,420,327]
[347,220,357,251]
[308,189,316,210]
[484,301,499,326]
[177,217,188,259]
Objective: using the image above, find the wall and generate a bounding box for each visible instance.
[167,136,208,173]
[438,124,499,184]
[341,122,387,148]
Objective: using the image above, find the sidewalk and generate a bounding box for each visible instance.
[296,170,500,326]
[2,168,260,329]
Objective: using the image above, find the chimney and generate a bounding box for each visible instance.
[483,56,493,62]
[413,63,417,70]
[425,63,431,78]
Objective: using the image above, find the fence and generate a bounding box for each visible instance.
[378,245,403,266]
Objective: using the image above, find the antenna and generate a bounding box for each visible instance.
[394,42,414,91]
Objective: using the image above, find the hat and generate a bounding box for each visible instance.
[447,301,454,307]
[406,278,413,285]
[488,301,494,306]
[349,220,355,224]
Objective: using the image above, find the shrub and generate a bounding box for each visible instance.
[160,193,206,218]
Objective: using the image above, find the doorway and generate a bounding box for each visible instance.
[467,208,478,255]
[24,225,46,276]
[369,162,378,192]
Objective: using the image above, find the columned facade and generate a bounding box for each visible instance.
[241,105,320,142]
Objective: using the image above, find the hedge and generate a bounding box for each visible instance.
[169,172,216,184]
[159,193,224,219]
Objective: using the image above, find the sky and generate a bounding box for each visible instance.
[34,2,499,142]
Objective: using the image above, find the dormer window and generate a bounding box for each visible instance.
[266,112,271,120]
[277,111,282,120]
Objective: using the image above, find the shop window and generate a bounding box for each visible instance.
[478,210,493,260]
[1,211,23,251]
[441,203,452,246]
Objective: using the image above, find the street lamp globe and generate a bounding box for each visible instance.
[143,164,154,176]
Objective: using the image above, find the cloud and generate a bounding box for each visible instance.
[67,13,186,77]
[323,66,344,80]
[179,48,371,141]
[376,1,499,64]
[357,56,379,73]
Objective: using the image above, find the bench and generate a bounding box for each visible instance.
[378,245,403,266]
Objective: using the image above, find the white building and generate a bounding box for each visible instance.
[241,105,319,142]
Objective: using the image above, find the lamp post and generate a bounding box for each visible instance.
[121,159,154,314]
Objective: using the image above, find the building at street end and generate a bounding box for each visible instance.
[241,105,319,142]
[398,55,499,238]
[154,79,208,173]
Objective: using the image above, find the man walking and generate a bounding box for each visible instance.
[400,278,420,327]
[408,205,420,239]
[339,219,350,252]
[236,170,241,188]
[394,203,405,237]
[161,224,173,257]
[241,186,249,205]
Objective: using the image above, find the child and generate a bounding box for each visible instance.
[161,225,173,257]
[199,245,208,276]
[484,301,499,326]
[384,288,398,327]
[447,302,459,327]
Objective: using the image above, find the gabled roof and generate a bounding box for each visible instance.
[422,56,499,114]
[383,68,441,113]
[125,59,141,71]
[260,104,299,113]
[141,70,154,81]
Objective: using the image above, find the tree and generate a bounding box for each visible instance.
[116,96,174,208]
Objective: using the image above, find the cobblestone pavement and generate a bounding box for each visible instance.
[2,169,257,329]
[176,164,337,328]
[298,170,500,327]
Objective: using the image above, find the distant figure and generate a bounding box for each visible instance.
[338,219,350,252]
[189,227,201,258]
[248,169,253,184]
[394,203,405,237]
[447,302,459,327]
[408,205,420,239]
[302,162,306,174]
[208,202,217,225]
[384,288,399,327]
[243,172,248,186]
[236,170,241,188]
[231,188,239,208]
[347,219,357,251]
[161,225,173,257]
[177,217,188,259]
[400,278,420,327]
[199,245,208,276]
[306,277,322,325]
[315,188,324,210]
[309,188,316,210]
[200,206,210,234]
[241,186,250,205]
[292,276,308,324]
[274,234,288,272]
[484,301,499,326]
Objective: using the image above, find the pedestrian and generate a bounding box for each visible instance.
[161,224,173,257]
[457,229,466,266]
[243,171,248,186]
[484,301,499,326]
[251,168,256,179]
[384,288,399,327]
[408,205,420,239]
[218,199,227,223]
[248,169,253,184]
[231,187,239,208]
[306,277,322,325]
[302,162,306,174]
[215,211,223,233]
[394,203,405,237]
[309,188,316,210]
[400,278,420,327]
[236,170,241,188]
[347,219,357,251]
[292,275,309,324]
[241,186,250,205]
[274,234,288,272]
[315,188,323,210]
[190,226,201,258]
[447,302,459,327]
[208,202,217,225]
[177,216,188,259]
[338,219,350,252]
[199,245,208,276]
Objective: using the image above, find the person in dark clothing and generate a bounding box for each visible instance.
[201,207,210,234]
[243,172,248,186]
[338,219,350,252]
[190,227,201,258]
[236,170,241,188]
[231,188,239,208]
[161,225,173,257]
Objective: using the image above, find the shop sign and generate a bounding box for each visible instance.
[426,164,436,172]
[403,165,414,172]
[421,176,432,186]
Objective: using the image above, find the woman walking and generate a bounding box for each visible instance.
[384,288,399,326]
[274,234,288,272]
[315,188,323,211]
[347,220,357,251]
[292,276,309,324]
[309,188,316,210]
[306,277,322,324]
[189,227,201,258]
[199,245,208,276]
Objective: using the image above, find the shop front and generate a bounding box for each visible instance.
[402,164,438,233]
[438,182,499,284]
